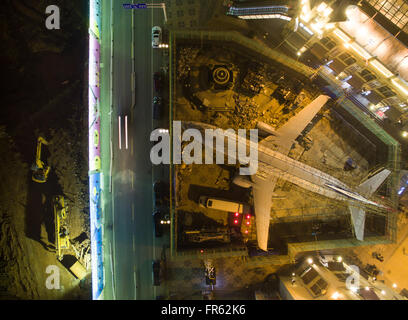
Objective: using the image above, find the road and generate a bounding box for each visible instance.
[100,0,167,300]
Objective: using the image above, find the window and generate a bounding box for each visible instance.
[176,0,183,5]
[190,20,197,27]
[189,8,196,16]
[178,21,185,28]
[177,10,184,17]
[377,86,396,98]
[300,268,319,285]
[310,278,328,297]
[188,0,195,4]
[338,52,356,66]
[360,69,376,82]
[367,0,408,31]
[320,37,336,50]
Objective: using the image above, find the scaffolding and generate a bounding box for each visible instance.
[317,67,400,243]
[169,29,401,264]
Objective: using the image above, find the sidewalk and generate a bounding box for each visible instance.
[165,255,280,299]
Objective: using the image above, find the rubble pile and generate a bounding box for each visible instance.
[239,67,265,98]
[177,47,200,81]
[230,94,261,129]
[70,236,91,270]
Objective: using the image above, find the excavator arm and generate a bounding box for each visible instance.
[32,136,50,183]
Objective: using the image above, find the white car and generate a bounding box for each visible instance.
[152,26,162,48]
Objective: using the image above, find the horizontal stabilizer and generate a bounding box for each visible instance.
[357,169,391,196]
[349,206,366,241]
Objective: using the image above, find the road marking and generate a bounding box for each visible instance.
[125,115,128,150]
[131,172,134,190]
[118,116,122,149]
[134,269,138,300]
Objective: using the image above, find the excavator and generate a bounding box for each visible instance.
[32,136,50,183]
[54,195,70,261]
[53,195,87,280]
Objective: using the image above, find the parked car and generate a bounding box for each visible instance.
[372,252,384,262]
[153,210,164,237]
[205,266,216,286]
[153,180,169,206]
[153,72,163,93]
[152,26,162,48]
[152,96,162,120]
[152,260,161,286]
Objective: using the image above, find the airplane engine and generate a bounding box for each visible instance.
[257,121,280,137]
[233,175,253,188]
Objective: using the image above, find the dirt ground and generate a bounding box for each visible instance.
[0,1,91,299]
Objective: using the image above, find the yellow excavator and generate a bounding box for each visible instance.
[53,195,87,280]
[32,136,50,183]
[54,195,70,261]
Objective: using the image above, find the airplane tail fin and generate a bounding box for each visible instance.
[349,169,391,241]
[357,169,391,196]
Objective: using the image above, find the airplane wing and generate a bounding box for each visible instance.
[252,95,329,250]
[262,95,330,154]
[252,174,278,251]
[357,169,391,196]
[348,206,366,241]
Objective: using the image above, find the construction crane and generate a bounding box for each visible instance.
[32,137,50,183]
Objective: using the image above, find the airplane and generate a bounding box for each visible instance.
[185,94,391,251]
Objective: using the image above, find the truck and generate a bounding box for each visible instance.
[198,196,250,214]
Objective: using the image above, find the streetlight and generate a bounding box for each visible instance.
[392,283,397,288]
[337,256,343,262]
[402,131,408,138]
[307,257,313,264]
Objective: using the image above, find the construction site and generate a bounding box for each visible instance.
[168,30,400,265]
[0,0,91,299]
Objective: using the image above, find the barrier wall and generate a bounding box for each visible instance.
[89,0,104,300]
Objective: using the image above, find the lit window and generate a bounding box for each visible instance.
[377,86,396,98]
[338,52,356,66]
[321,37,336,50]
[360,69,376,82]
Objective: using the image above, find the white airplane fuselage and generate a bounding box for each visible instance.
[256,143,386,210]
